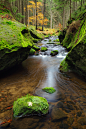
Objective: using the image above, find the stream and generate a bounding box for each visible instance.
[0,36,86,129]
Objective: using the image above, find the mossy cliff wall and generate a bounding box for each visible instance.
[59,6,86,78]
[0,17,43,73]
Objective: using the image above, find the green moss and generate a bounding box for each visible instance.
[41,47,47,52]
[60,20,86,77]
[60,59,70,72]
[55,39,59,42]
[13,95,49,118]
[49,39,51,42]
[59,8,86,78]
[50,50,58,56]
[62,33,73,48]
[0,19,32,52]
[32,45,40,51]
[47,42,55,44]
[56,43,60,45]
[33,38,39,43]
[28,26,44,39]
[42,87,56,94]
[29,48,36,55]
[58,29,66,43]
[51,50,58,53]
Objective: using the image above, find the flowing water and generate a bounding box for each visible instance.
[0,36,86,129]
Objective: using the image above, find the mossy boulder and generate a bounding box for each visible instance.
[62,20,81,49]
[32,45,40,51]
[29,48,36,55]
[0,18,34,72]
[50,50,58,56]
[13,95,49,118]
[60,16,86,78]
[60,59,70,72]
[0,15,44,72]
[41,47,47,52]
[53,39,59,42]
[42,87,56,94]
[58,29,66,43]
[28,26,44,40]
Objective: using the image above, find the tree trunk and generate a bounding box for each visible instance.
[42,0,46,31]
[4,0,15,19]
[15,0,18,13]
[75,1,77,10]
[23,0,26,24]
[33,8,34,26]
[50,0,53,29]
[70,0,71,19]
[63,7,65,29]
[35,0,37,30]
[27,1,29,26]
[83,0,84,4]
[25,0,28,26]
[81,0,82,10]
[73,1,75,12]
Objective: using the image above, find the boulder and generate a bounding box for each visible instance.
[13,95,49,118]
[60,9,86,79]
[42,87,56,94]
[51,107,67,121]
[0,18,33,73]
[58,29,66,43]
[0,18,43,73]
[50,50,58,56]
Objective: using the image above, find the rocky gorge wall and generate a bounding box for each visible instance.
[59,6,86,79]
[0,9,43,73]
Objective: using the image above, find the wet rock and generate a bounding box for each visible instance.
[78,117,86,125]
[59,122,69,129]
[35,51,39,56]
[67,117,74,125]
[56,101,70,113]
[51,107,67,121]
[77,111,82,117]
[10,117,39,129]
[67,101,75,105]
[66,103,74,110]
[58,29,66,43]
[56,93,65,101]
[50,50,58,56]
[13,95,49,118]
[72,122,82,129]
[0,122,10,128]
[57,101,64,108]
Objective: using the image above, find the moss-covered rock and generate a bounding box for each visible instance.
[13,95,49,118]
[29,48,36,55]
[50,50,58,56]
[0,18,34,72]
[42,87,56,94]
[62,20,81,49]
[53,39,59,42]
[32,45,40,51]
[41,47,47,52]
[58,29,66,43]
[60,10,86,78]
[60,59,70,72]
[0,12,44,72]
[28,26,44,40]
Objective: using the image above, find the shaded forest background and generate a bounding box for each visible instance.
[0,0,86,30]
